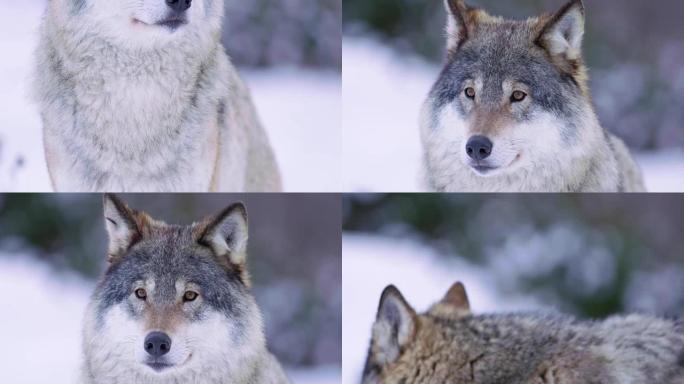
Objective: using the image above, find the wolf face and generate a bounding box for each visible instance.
[83,194,265,382]
[423,0,598,181]
[56,0,224,47]
[362,283,480,384]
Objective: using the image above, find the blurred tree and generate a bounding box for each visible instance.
[224,0,341,68]
[344,194,684,318]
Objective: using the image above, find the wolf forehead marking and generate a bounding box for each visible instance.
[434,30,579,117]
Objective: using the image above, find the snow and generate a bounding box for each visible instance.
[342,37,684,192]
[0,253,340,383]
[0,1,341,192]
[342,234,539,384]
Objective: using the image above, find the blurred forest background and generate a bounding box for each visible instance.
[224,0,341,68]
[0,194,341,369]
[344,194,684,317]
[344,0,684,150]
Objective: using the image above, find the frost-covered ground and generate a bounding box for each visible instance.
[0,253,340,384]
[0,1,341,192]
[342,234,540,384]
[342,37,684,192]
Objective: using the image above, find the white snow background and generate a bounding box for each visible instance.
[0,252,340,384]
[0,1,341,192]
[342,234,541,384]
[342,38,684,192]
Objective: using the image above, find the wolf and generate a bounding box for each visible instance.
[81,194,290,384]
[421,0,646,192]
[34,0,281,192]
[363,282,684,383]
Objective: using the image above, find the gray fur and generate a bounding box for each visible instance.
[34,0,281,192]
[82,195,289,384]
[421,0,646,192]
[364,285,684,384]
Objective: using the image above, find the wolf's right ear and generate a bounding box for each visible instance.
[370,285,417,365]
[103,194,143,263]
[197,203,249,266]
[444,0,474,51]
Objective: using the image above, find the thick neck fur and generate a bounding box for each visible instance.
[38,4,225,191]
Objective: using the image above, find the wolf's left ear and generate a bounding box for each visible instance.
[537,0,585,61]
[103,194,143,263]
[370,285,417,365]
[198,203,249,266]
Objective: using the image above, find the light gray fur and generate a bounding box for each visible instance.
[421,0,646,192]
[34,0,281,192]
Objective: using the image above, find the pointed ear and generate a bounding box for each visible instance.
[444,0,471,51]
[428,282,472,319]
[370,285,417,365]
[103,194,143,263]
[442,282,470,311]
[537,0,585,61]
[197,203,249,266]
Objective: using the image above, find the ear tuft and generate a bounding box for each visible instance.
[103,194,142,263]
[198,203,249,266]
[537,0,585,61]
[370,285,417,365]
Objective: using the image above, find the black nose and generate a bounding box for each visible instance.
[466,135,493,161]
[144,332,172,358]
[166,0,192,12]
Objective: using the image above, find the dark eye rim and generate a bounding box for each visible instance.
[134,288,147,300]
[464,87,476,99]
[183,290,199,302]
[511,90,527,102]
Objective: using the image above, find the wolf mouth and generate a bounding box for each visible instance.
[146,361,174,372]
[468,154,522,176]
[145,353,193,373]
[132,18,188,31]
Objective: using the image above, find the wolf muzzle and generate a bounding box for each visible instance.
[466,135,493,161]
[166,0,192,13]
[144,331,172,358]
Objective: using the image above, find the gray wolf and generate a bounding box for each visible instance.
[34,0,281,192]
[363,282,684,383]
[81,194,290,384]
[421,0,646,192]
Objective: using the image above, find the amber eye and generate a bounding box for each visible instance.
[135,288,147,300]
[183,291,198,302]
[511,90,527,102]
[464,87,476,99]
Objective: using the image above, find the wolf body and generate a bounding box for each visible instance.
[421,0,645,192]
[81,195,289,384]
[34,0,281,192]
[363,283,684,384]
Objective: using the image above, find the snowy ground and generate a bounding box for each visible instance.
[0,253,340,383]
[342,234,540,384]
[342,37,684,192]
[0,1,341,192]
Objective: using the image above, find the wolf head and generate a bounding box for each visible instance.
[423,0,598,181]
[52,0,224,48]
[83,194,265,382]
[362,283,477,384]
